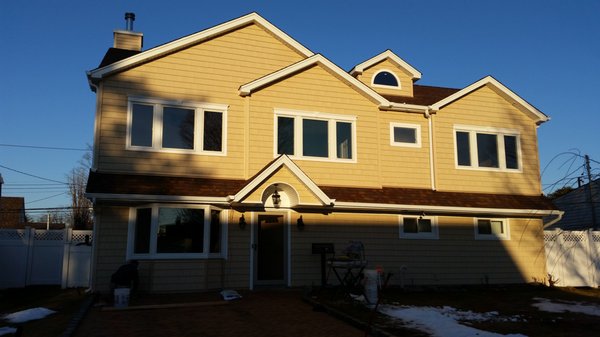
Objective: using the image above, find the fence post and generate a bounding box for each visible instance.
[24,227,35,286]
[61,228,73,289]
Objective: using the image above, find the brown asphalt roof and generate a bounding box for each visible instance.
[382,84,460,106]
[87,171,555,211]
[97,48,141,69]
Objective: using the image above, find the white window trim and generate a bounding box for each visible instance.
[126,97,228,156]
[371,69,401,90]
[126,204,227,260]
[399,215,439,239]
[453,125,522,172]
[273,108,357,163]
[474,218,510,241]
[390,122,421,148]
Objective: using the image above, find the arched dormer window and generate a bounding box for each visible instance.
[372,70,400,89]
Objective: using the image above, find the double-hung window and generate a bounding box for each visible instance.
[454,125,520,171]
[128,205,225,259]
[275,109,356,162]
[399,215,438,239]
[475,218,509,240]
[128,97,227,155]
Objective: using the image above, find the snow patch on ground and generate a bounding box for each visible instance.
[0,327,17,337]
[379,305,526,337]
[2,307,56,324]
[532,297,600,317]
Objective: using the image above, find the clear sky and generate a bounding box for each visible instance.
[1,0,599,217]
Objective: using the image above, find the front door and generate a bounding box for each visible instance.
[255,214,286,285]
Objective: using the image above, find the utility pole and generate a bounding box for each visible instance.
[584,155,597,230]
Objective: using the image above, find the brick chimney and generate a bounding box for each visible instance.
[113,12,143,51]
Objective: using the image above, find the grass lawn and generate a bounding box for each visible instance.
[0,286,89,337]
[311,284,600,337]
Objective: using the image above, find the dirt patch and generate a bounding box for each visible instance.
[310,284,600,337]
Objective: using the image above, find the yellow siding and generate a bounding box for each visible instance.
[434,85,542,195]
[96,23,306,179]
[379,111,432,188]
[93,208,250,293]
[291,213,546,286]
[247,64,384,188]
[356,59,414,97]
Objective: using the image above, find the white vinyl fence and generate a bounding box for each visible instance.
[544,230,600,287]
[0,228,93,289]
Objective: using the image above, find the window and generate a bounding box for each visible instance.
[128,205,225,259]
[399,215,438,239]
[372,70,400,88]
[275,109,356,161]
[475,218,509,240]
[390,123,421,148]
[454,126,521,171]
[128,98,227,155]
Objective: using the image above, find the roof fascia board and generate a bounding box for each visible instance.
[89,12,314,79]
[239,54,391,106]
[430,76,549,123]
[350,50,422,79]
[334,201,559,217]
[232,155,333,205]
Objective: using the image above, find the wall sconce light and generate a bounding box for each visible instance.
[271,185,281,208]
[239,214,246,230]
[297,215,304,231]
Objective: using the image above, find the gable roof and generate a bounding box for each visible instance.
[350,50,422,80]
[231,155,333,206]
[87,12,314,83]
[430,76,549,124]
[239,54,391,106]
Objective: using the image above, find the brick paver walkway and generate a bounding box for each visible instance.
[73,290,364,337]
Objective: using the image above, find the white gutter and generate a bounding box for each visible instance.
[334,201,558,217]
[380,103,428,113]
[542,210,565,229]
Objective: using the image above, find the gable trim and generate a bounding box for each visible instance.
[350,50,422,80]
[239,54,391,106]
[430,76,549,124]
[231,155,334,206]
[88,12,314,80]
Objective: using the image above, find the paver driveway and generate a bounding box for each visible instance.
[74,290,365,337]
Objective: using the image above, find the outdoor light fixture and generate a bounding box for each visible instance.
[297,215,304,230]
[271,185,281,208]
[239,214,246,230]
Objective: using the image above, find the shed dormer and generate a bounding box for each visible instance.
[350,50,421,98]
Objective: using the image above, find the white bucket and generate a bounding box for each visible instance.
[114,288,130,308]
[364,269,379,304]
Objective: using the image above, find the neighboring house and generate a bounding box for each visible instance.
[548,179,599,230]
[85,12,560,293]
[0,197,26,228]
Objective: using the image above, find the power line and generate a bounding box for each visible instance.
[0,164,68,185]
[0,143,88,151]
[25,192,67,205]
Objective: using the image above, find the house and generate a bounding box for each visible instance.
[85,12,560,293]
[548,179,599,230]
[0,197,26,228]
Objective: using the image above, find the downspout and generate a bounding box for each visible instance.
[426,107,436,191]
[543,210,565,229]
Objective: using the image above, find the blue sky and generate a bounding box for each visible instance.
[1,0,599,216]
